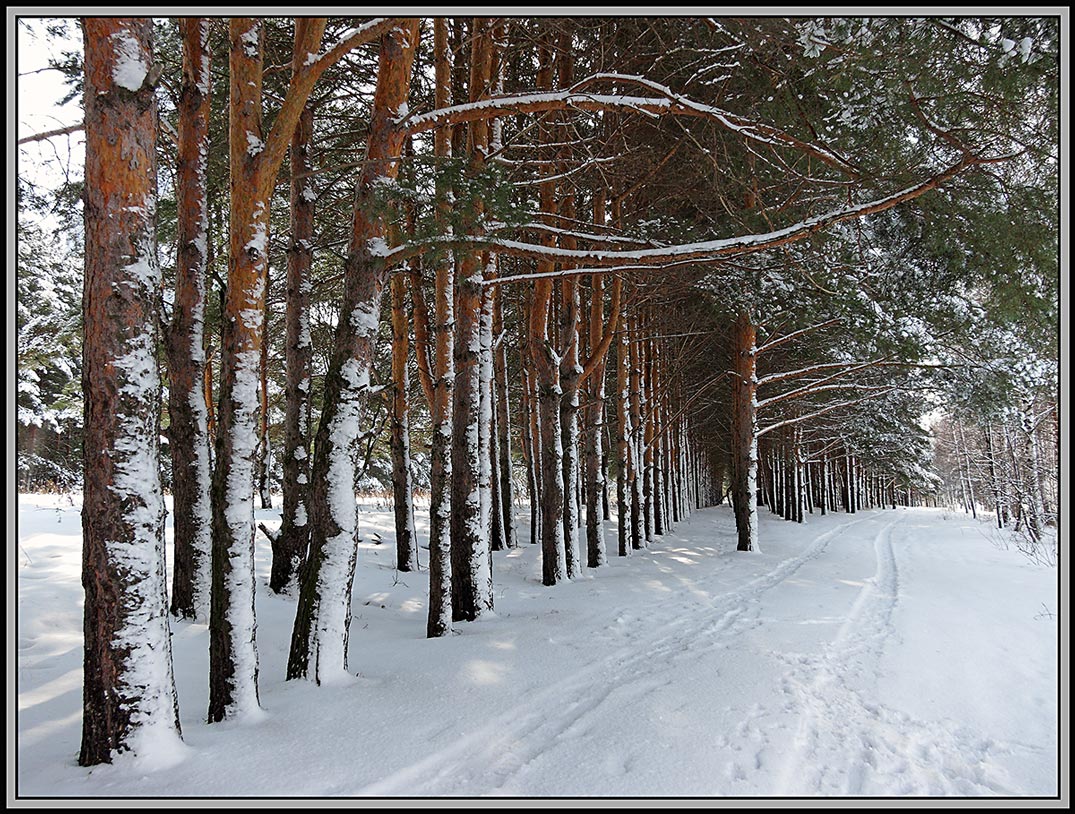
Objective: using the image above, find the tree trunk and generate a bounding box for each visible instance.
[493,285,518,548]
[479,258,497,554]
[288,20,419,681]
[80,16,182,765]
[985,423,1004,528]
[425,17,455,638]
[615,293,632,558]
[272,77,315,594]
[390,272,419,571]
[532,35,567,584]
[584,254,609,566]
[257,283,273,510]
[731,312,759,552]
[167,18,213,622]
[628,315,644,551]
[449,18,496,620]
[208,18,268,722]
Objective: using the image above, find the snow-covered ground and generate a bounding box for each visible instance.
[16,494,1059,798]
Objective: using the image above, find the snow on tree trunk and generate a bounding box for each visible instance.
[449,19,495,620]
[451,247,493,617]
[273,85,315,594]
[984,423,1004,528]
[167,18,213,623]
[731,312,759,552]
[559,274,583,578]
[478,259,496,553]
[585,269,609,568]
[519,335,540,548]
[208,18,267,722]
[257,292,273,512]
[390,272,419,572]
[1021,403,1046,542]
[493,282,518,549]
[616,293,632,558]
[289,20,420,679]
[425,18,455,638]
[80,17,183,766]
[531,34,567,585]
[628,315,645,551]
[642,331,655,544]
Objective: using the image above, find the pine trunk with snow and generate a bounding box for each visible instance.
[520,334,541,548]
[208,18,268,722]
[628,315,645,551]
[425,17,455,638]
[478,260,496,552]
[80,17,182,766]
[731,311,759,552]
[450,245,492,618]
[288,20,419,681]
[584,272,608,568]
[257,299,273,512]
[390,272,419,572]
[492,283,518,549]
[559,274,583,578]
[167,18,213,622]
[272,81,315,595]
[616,293,633,558]
[450,20,496,621]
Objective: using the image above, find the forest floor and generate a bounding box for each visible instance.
[16,493,1060,799]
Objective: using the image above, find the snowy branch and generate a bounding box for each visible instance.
[757,388,898,437]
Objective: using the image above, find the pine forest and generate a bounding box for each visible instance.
[14,14,1063,801]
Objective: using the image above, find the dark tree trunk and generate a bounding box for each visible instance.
[493,285,518,548]
[425,18,454,638]
[167,18,213,621]
[450,18,495,619]
[272,86,315,594]
[731,312,759,552]
[390,272,419,571]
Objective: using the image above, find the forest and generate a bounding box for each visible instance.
[15,15,1060,793]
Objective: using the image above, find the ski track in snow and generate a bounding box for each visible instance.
[773,513,1023,796]
[18,498,1056,798]
[361,514,876,796]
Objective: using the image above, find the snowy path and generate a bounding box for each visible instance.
[17,497,1058,798]
[361,513,879,796]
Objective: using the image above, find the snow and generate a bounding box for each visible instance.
[111,27,148,92]
[17,497,1058,798]
[240,23,259,58]
[246,132,265,157]
[219,347,263,718]
[367,236,390,257]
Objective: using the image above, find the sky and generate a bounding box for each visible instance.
[17,17,84,225]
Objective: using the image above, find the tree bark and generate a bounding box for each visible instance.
[531,34,567,584]
[208,18,269,722]
[288,19,419,681]
[390,272,419,571]
[493,279,518,548]
[167,18,213,622]
[425,17,455,637]
[272,75,315,594]
[450,17,495,619]
[80,17,182,765]
[731,311,759,552]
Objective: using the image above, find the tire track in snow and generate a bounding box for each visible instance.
[775,512,1020,796]
[359,512,875,796]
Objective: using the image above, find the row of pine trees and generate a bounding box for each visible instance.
[68,16,1057,765]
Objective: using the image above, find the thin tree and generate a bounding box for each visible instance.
[167,18,213,621]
